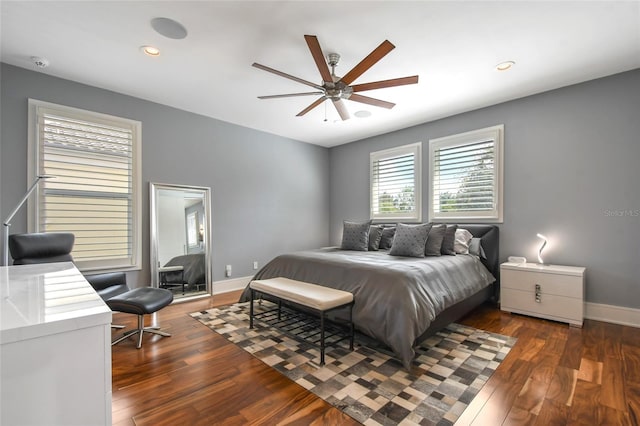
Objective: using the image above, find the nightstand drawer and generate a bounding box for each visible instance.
[501,268,583,299]
[501,287,583,325]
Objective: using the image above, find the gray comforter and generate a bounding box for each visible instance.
[240,248,495,367]
[164,253,206,285]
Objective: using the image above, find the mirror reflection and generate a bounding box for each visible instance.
[150,183,212,301]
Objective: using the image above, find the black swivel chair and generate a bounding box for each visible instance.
[8,232,174,348]
[9,232,75,265]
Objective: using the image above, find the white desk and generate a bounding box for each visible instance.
[1,262,112,425]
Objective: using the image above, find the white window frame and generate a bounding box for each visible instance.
[370,142,422,222]
[27,99,142,272]
[428,125,504,223]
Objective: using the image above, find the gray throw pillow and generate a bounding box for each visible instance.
[368,226,384,251]
[441,224,458,255]
[389,223,431,258]
[425,223,446,256]
[378,227,396,250]
[341,220,372,251]
[469,237,487,259]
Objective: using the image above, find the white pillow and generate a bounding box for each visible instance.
[453,228,473,254]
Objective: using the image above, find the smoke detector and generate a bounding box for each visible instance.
[31,56,49,68]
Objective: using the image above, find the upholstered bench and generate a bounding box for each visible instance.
[249,277,354,365]
[108,287,174,348]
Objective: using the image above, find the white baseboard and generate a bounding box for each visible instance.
[585,302,640,328]
[211,275,252,295]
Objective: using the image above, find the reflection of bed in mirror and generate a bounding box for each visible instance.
[160,254,206,292]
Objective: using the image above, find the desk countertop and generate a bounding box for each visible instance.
[0,262,111,344]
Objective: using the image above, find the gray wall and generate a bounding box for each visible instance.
[1,63,330,285]
[3,63,639,310]
[330,69,640,310]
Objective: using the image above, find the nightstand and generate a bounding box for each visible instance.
[500,262,585,327]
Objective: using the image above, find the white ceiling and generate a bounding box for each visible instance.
[2,1,639,147]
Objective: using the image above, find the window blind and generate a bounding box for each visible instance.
[37,111,135,266]
[428,124,503,222]
[432,140,495,213]
[370,143,421,220]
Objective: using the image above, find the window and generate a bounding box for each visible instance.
[370,142,422,222]
[28,99,142,271]
[186,212,198,247]
[428,125,503,222]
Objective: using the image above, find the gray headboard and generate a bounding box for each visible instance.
[457,224,500,282]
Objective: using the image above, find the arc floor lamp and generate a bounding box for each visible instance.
[2,175,53,266]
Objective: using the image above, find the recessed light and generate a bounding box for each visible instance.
[141,45,160,56]
[496,61,515,71]
[151,17,188,40]
[354,110,372,118]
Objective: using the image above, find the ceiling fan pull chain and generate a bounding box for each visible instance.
[324,99,328,122]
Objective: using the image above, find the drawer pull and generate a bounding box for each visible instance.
[535,284,541,303]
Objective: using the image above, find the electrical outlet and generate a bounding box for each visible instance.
[225,264,232,277]
[253,261,259,270]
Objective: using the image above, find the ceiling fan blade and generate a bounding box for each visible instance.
[332,99,350,120]
[351,75,419,92]
[348,94,395,109]
[340,40,395,85]
[304,35,333,83]
[252,62,323,90]
[258,92,323,99]
[297,96,327,116]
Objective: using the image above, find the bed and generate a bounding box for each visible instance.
[240,225,499,368]
[162,253,206,288]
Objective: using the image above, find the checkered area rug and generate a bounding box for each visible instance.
[191,302,516,426]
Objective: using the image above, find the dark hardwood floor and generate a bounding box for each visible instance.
[111,290,639,425]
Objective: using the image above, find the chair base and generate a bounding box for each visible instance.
[112,315,171,348]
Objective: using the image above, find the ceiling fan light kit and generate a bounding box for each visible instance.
[253,35,418,121]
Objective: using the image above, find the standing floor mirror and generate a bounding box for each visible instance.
[150,183,212,302]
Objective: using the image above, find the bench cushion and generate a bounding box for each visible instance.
[250,277,353,311]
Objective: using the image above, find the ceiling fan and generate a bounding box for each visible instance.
[252,35,419,121]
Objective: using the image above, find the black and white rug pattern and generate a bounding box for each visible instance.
[191,302,516,426]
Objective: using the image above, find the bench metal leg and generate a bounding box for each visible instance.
[320,312,325,365]
[249,289,255,329]
[349,303,354,351]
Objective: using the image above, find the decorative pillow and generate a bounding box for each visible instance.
[425,223,446,256]
[389,223,431,258]
[340,220,372,251]
[441,224,459,255]
[454,228,474,254]
[368,226,384,251]
[378,227,396,250]
[468,237,487,259]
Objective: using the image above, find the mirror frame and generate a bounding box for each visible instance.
[150,182,212,302]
